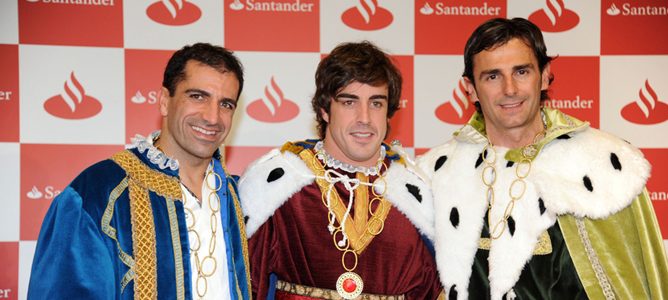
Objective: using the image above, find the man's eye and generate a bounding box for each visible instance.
[221,101,236,110]
[190,94,204,100]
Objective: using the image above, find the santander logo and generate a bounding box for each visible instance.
[229,0,244,11]
[419,2,434,15]
[147,0,201,26]
[43,72,102,120]
[435,78,476,124]
[26,186,43,200]
[621,79,668,125]
[341,0,393,31]
[246,77,299,123]
[606,3,621,16]
[528,0,579,32]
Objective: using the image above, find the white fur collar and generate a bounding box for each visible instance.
[533,127,650,218]
[375,158,435,240]
[417,126,650,300]
[239,146,435,240]
[238,149,314,238]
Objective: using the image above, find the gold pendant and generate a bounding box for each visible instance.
[336,271,363,299]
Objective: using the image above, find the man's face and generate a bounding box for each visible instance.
[322,81,389,168]
[464,38,550,140]
[159,60,239,164]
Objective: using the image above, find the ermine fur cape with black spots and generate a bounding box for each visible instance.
[239,141,435,241]
[417,108,653,300]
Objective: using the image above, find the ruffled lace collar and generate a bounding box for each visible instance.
[313,140,385,176]
[127,130,180,171]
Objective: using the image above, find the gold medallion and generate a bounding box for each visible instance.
[336,271,363,299]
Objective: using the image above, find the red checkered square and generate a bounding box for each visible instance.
[224,0,319,52]
[0,242,18,300]
[388,55,414,147]
[20,144,122,240]
[415,0,506,54]
[602,0,668,54]
[125,49,174,143]
[0,44,18,142]
[642,149,668,237]
[545,56,600,128]
[18,0,123,47]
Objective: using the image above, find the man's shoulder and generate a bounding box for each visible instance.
[415,138,461,178]
[535,126,651,219]
[48,151,129,217]
[69,153,127,192]
[238,140,316,238]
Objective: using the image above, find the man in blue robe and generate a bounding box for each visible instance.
[28,43,251,300]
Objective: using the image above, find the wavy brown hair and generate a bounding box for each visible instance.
[312,41,402,139]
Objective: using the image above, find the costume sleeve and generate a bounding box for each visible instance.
[27,186,116,300]
[405,251,444,300]
[248,220,275,300]
[629,189,668,298]
[559,188,668,299]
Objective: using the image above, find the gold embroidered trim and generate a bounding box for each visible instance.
[112,151,181,200]
[216,160,251,299]
[276,280,405,300]
[299,149,391,254]
[478,230,553,255]
[101,177,136,292]
[229,181,252,298]
[532,231,553,255]
[129,180,158,300]
[575,218,616,300]
[110,150,189,299]
[165,196,185,300]
[121,269,136,291]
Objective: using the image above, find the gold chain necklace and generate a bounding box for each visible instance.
[482,110,578,239]
[481,130,543,239]
[313,148,388,300]
[183,167,222,298]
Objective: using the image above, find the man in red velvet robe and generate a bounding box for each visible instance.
[238,41,444,300]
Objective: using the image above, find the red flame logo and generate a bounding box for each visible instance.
[246,77,299,123]
[621,79,668,125]
[528,0,579,32]
[43,72,102,120]
[147,0,201,26]
[435,79,476,125]
[341,0,393,31]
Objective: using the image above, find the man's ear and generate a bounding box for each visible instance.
[541,63,551,91]
[463,77,479,102]
[159,87,169,117]
[321,107,329,123]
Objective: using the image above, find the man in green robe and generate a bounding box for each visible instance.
[418,18,668,299]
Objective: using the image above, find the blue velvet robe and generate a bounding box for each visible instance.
[27,147,251,300]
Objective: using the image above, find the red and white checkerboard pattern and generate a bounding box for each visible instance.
[1,0,667,299]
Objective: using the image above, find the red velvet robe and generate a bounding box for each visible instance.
[249,170,442,299]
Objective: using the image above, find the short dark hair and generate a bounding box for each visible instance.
[312,41,402,139]
[163,43,244,99]
[463,18,554,102]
